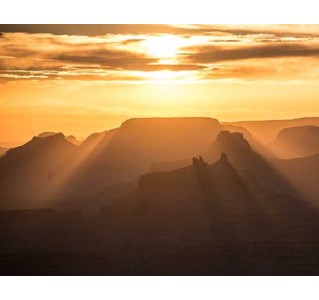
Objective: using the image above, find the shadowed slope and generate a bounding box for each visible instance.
[273,154,319,206]
[100,154,312,241]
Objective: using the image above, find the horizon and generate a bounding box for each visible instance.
[1,115,319,147]
[1,24,319,142]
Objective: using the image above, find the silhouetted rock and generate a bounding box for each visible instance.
[100,154,312,241]
[66,135,80,145]
[220,152,228,162]
[192,157,199,168]
[38,132,81,145]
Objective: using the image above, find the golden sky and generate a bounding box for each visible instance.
[1,24,319,142]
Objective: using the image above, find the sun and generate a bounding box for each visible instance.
[143,35,185,58]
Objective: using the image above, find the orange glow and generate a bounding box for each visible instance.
[0,25,319,143]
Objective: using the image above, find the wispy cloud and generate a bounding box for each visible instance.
[1,25,319,83]
[184,43,319,63]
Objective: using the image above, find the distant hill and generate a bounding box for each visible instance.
[38,132,81,145]
[225,117,319,144]
[0,133,77,209]
[37,132,59,138]
[269,126,319,158]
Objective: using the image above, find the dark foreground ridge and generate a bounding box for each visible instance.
[1,154,319,275]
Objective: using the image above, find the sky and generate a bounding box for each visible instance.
[1,24,319,143]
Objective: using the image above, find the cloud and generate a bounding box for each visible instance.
[5,25,319,41]
[0,32,207,81]
[172,24,319,38]
[2,27,319,83]
[184,43,319,64]
[0,24,197,36]
[203,65,282,80]
[54,50,156,68]
[197,57,319,81]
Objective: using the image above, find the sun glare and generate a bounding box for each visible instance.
[129,70,197,83]
[143,35,185,58]
[148,70,180,80]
